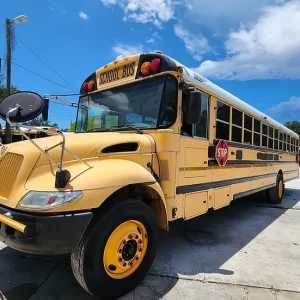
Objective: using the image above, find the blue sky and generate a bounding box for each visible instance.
[1,0,300,129]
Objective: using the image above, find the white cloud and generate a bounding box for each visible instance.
[186,0,280,31]
[100,0,177,27]
[101,0,117,5]
[267,97,300,123]
[112,43,144,58]
[193,0,300,80]
[79,11,89,20]
[146,31,161,44]
[174,24,211,61]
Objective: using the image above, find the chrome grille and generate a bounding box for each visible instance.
[0,153,24,199]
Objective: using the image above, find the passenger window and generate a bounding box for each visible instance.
[216,101,230,140]
[279,132,283,150]
[268,127,274,149]
[195,92,209,139]
[262,123,268,147]
[158,76,178,128]
[254,119,260,146]
[274,129,279,150]
[244,114,252,144]
[231,108,242,143]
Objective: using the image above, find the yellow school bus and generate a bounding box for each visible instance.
[0,52,299,299]
[0,126,59,144]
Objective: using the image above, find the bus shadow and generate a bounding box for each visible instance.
[0,188,299,300]
[144,188,300,297]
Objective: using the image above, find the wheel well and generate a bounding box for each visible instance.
[92,184,168,231]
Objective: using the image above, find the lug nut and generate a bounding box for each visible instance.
[122,240,126,245]
[135,235,139,239]
[129,262,133,266]
[123,263,127,267]
[138,239,142,244]
[139,248,142,252]
[118,257,122,262]
[135,256,139,260]
[119,249,122,253]
[128,234,133,239]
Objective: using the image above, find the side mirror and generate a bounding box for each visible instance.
[183,90,202,124]
[0,91,47,122]
[42,98,49,121]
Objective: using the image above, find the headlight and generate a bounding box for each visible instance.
[17,191,82,211]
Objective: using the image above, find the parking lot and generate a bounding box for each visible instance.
[1,177,300,300]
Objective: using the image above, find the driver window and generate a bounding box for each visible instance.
[181,90,193,136]
[195,93,209,139]
[181,90,209,139]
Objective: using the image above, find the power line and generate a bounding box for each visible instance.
[11,61,76,92]
[15,35,77,91]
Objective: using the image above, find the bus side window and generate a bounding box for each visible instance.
[216,101,230,140]
[195,93,209,139]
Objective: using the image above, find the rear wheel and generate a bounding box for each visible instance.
[71,198,159,299]
[267,173,284,204]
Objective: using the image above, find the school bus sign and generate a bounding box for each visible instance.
[215,139,229,166]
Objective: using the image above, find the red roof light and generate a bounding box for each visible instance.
[150,58,161,73]
[82,82,89,93]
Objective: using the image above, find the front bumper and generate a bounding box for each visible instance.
[0,205,93,255]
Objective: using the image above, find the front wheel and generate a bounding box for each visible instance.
[71,198,159,299]
[267,173,284,204]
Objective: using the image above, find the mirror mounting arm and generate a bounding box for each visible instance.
[5,106,93,188]
[6,105,65,168]
[44,94,80,108]
[179,81,195,92]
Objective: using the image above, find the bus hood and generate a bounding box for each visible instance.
[0,132,155,208]
[12,132,156,169]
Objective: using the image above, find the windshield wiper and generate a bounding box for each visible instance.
[86,126,143,134]
[110,125,143,134]
[86,128,112,132]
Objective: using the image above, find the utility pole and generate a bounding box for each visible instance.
[5,18,12,144]
[3,15,28,144]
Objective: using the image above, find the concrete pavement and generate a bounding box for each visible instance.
[1,177,300,299]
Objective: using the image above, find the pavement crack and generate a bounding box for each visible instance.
[243,287,249,300]
[256,205,300,211]
[147,272,300,295]
[137,284,163,300]
[0,252,68,264]
[26,262,57,300]
[133,288,136,300]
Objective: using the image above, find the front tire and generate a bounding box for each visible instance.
[267,173,284,204]
[71,198,159,299]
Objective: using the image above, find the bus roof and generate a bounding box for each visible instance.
[167,55,299,139]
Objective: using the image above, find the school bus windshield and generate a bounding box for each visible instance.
[75,74,178,132]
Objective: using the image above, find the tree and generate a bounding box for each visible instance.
[22,116,60,130]
[69,121,76,132]
[284,121,300,135]
[0,84,20,101]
